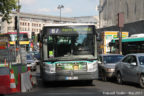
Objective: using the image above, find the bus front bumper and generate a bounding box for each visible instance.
[42,72,98,81]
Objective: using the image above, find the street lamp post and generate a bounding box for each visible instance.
[118,13,124,55]
[16,0,23,64]
[16,0,20,47]
[57,5,64,22]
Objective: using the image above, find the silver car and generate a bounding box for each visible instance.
[26,54,37,71]
[98,54,124,81]
[115,53,144,88]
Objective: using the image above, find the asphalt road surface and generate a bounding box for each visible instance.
[4,65,144,96]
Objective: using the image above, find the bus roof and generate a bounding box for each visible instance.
[111,37,144,43]
[44,23,96,27]
[7,32,28,34]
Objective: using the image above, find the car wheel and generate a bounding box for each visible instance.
[101,72,107,81]
[33,68,36,71]
[139,74,144,88]
[117,72,123,84]
[30,68,33,71]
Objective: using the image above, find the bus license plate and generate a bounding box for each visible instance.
[65,76,78,80]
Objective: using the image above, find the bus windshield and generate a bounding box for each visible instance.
[9,34,28,41]
[45,26,94,58]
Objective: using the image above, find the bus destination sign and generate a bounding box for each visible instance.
[47,26,93,35]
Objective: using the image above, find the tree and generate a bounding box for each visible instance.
[0,0,18,22]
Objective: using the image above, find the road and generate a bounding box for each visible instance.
[5,66,144,96]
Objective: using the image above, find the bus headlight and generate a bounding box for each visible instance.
[44,63,56,73]
[87,62,97,72]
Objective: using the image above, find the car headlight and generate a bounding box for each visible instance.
[87,61,97,72]
[106,68,115,72]
[44,63,56,73]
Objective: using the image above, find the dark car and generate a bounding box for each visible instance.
[26,54,37,71]
[97,54,124,81]
[115,53,144,88]
[28,51,40,59]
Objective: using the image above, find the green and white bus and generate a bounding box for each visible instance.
[109,35,144,55]
[39,24,98,84]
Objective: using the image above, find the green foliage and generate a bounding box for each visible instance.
[0,0,19,23]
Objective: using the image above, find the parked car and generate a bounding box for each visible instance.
[26,54,37,71]
[98,54,124,81]
[115,53,144,88]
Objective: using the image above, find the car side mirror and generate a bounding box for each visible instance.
[131,62,137,66]
[104,61,107,64]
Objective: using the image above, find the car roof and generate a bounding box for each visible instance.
[98,54,123,56]
[27,54,33,56]
[126,53,144,56]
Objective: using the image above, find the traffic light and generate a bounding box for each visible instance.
[14,16,18,30]
[32,32,35,40]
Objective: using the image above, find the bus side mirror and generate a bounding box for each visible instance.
[96,32,101,41]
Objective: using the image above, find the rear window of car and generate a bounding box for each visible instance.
[103,55,124,64]
[27,55,33,60]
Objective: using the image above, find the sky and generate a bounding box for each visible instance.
[20,0,99,17]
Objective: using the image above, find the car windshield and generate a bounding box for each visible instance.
[103,55,123,64]
[138,56,144,65]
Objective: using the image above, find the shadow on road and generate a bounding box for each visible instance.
[98,77,142,89]
[42,81,95,88]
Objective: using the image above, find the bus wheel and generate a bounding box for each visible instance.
[139,74,144,88]
[85,80,93,85]
[42,79,48,86]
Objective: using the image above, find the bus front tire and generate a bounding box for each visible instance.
[85,80,93,85]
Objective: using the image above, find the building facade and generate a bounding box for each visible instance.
[0,12,76,38]
[99,0,144,35]
[74,16,99,28]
